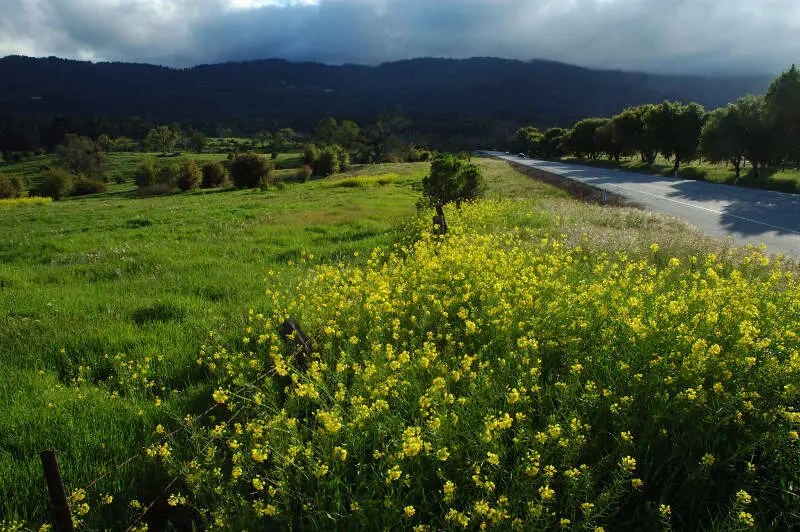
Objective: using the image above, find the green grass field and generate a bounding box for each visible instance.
[2,157,794,529]
[561,155,800,194]
[0,161,426,525]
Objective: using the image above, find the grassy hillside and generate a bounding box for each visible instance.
[2,158,797,529]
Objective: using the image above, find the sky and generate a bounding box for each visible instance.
[0,0,797,75]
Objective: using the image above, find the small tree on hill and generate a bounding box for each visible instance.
[229,152,273,188]
[421,154,485,208]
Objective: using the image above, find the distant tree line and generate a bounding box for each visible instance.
[511,65,800,178]
[0,106,436,164]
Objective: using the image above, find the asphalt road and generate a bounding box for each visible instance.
[485,152,800,259]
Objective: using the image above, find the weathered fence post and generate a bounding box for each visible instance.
[433,204,448,235]
[40,449,74,532]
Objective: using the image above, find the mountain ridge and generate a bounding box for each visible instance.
[0,55,773,142]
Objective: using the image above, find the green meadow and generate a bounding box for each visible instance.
[2,157,792,529]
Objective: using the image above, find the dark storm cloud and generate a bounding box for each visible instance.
[0,0,798,74]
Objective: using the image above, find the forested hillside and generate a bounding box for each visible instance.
[0,55,770,145]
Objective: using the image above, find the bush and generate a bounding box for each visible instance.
[337,146,351,172]
[303,144,320,166]
[201,161,230,188]
[71,178,108,196]
[296,165,313,183]
[421,153,485,207]
[229,152,273,188]
[32,168,74,200]
[157,163,180,186]
[0,173,24,199]
[177,159,202,191]
[134,158,159,187]
[313,146,342,177]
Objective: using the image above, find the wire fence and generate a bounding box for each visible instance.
[43,322,315,530]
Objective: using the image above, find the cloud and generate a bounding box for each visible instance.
[0,0,798,74]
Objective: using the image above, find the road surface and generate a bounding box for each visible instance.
[485,153,800,259]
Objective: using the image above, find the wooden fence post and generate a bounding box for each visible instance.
[40,449,74,532]
[433,204,448,235]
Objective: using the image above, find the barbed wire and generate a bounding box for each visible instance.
[68,333,315,531]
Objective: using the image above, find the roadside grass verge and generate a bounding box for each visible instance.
[561,155,800,194]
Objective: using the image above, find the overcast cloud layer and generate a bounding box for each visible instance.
[0,0,797,75]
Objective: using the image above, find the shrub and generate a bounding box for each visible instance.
[71,178,108,196]
[229,152,273,188]
[134,158,159,187]
[0,196,52,207]
[201,161,230,188]
[303,144,320,166]
[0,173,24,199]
[295,165,313,183]
[337,146,351,172]
[177,159,202,191]
[313,146,341,177]
[157,163,180,186]
[421,153,485,207]
[32,168,74,200]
